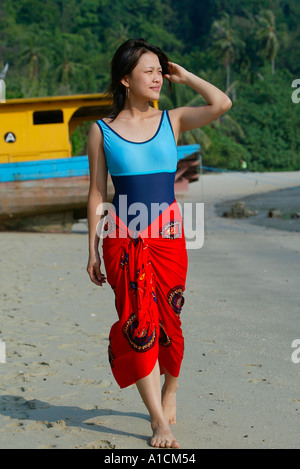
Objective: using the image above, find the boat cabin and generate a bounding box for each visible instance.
[0,94,112,163]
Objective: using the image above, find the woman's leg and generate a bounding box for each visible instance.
[136,361,179,448]
[162,368,178,424]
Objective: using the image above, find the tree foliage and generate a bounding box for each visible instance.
[0,0,299,171]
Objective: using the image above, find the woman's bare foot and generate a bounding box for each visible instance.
[151,420,179,448]
[162,385,177,424]
[135,362,179,449]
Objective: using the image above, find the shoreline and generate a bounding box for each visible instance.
[215,185,300,233]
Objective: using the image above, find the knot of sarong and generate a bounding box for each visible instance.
[124,233,155,341]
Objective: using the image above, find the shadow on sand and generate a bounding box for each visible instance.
[0,394,150,446]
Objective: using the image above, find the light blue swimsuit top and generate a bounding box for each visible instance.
[96,110,178,229]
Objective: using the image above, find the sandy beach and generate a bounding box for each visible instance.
[0,170,299,449]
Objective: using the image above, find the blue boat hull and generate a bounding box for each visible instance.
[0,145,200,183]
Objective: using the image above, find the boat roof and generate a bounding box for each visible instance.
[3,93,109,105]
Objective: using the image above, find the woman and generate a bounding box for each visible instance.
[87,38,232,449]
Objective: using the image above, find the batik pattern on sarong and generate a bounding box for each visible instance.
[102,201,188,389]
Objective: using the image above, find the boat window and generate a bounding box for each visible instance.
[33,110,64,125]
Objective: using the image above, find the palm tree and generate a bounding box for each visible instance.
[19,33,49,82]
[210,13,245,95]
[55,38,89,94]
[255,9,288,75]
[107,23,130,52]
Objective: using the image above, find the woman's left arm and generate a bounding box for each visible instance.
[165,62,232,137]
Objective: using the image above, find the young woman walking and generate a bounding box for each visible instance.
[87,38,232,449]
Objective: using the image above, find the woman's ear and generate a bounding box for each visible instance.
[121,76,130,89]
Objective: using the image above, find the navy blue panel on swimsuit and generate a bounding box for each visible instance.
[96,110,177,230]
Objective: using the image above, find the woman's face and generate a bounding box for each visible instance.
[124,52,163,101]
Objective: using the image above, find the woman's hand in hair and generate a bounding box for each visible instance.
[164,62,189,85]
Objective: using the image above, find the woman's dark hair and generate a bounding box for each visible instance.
[106,38,171,120]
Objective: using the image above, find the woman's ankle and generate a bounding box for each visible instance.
[151,416,170,431]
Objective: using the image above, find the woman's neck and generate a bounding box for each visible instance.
[121,97,152,119]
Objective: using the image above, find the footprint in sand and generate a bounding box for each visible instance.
[75,440,116,449]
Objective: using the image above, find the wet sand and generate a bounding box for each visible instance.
[0,171,299,449]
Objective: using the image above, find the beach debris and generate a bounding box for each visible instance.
[223,201,258,218]
[268,208,282,218]
[25,399,37,410]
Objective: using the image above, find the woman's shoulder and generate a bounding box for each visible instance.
[167,107,188,118]
[88,121,104,143]
[101,116,114,125]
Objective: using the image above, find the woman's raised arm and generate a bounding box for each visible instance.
[165,62,232,139]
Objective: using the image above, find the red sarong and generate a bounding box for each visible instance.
[102,200,188,389]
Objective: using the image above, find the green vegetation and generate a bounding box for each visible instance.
[0,0,299,171]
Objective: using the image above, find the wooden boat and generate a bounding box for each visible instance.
[0,146,200,230]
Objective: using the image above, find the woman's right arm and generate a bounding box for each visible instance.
[86,123,108,286]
